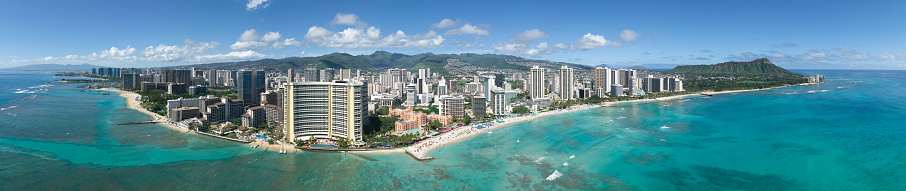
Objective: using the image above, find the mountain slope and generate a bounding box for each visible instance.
[665,58,799,76]
[177,51,593,72]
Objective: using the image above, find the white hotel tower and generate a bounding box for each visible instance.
[284,80,367,144]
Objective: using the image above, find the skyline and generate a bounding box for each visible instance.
[1,0,904,69]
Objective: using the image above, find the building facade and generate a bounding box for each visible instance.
[530,65,546,99]
[238,69,266,105]
[559,66,574,100]
[284,81,367,144]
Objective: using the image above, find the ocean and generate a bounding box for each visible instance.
[1,70,904,190]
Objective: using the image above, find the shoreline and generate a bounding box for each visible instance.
[99,88,301,153]
[408,82,818,159]
[100,82,818,158]
[99,88,188,133]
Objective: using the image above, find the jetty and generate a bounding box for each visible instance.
[405,150,435,161]
[118,120,159,125]
[195,131,252,143]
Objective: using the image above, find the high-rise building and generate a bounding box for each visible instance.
[405,84,417,106]
[304,68,319,82]
[418,67,427,79]
[188,85,208,95]
[320,68,335,82]
[238,69,266,105]
[161,69,191,84]
[530,66,546,99]
[491,89,510,115]
[559,66,574,100]
[621,69,637,88]
[664,78,684,92]
[448,80,458,93]
[442,96,465,118]
[594,67,609,90]
[483,76,495,97]
[284,81,367,143]
[494,73,506,88]
[643,77,664,93]
[337,69,352,80]
[122,73,140,89]
[437,78,448,96]
[287,69,294,83]
[610,84,624,96]
[471,96,486,117]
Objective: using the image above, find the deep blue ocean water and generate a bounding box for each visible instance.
[1,70,905,190]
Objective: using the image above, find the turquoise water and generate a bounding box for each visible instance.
[1,70,905,190]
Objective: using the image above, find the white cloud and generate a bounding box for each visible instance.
[231,29,298,50]
[432,19,458,29]
[189,50,271,63]
[262,31,282,42]
[142,39,220,62]
[299,51,306,55]
[246,0,269,11]
[620,30,639,42]
[879,53,896,59]
[230,41,269,51]
[445,23,489,36]
[799,52,827,60]
[331,13,367,28]
[86,46,138,60]
[272,38,302,49]
[238,29,260,42]
[510,29,548,44]
[304,25,444,49]
[492,29,566,56]
[573,33,621,50]
[304,26,331,40]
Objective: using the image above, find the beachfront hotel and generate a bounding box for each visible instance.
[559,65,574,100]
[284,80,368,144]
[530,65,546,99]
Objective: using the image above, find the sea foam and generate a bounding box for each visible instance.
[545,170,562,181]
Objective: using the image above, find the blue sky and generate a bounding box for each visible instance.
[1,0,904,69]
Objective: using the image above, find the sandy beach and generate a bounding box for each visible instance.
[100,88,305,152]
[407,83,818,159]
[100,88,188,133]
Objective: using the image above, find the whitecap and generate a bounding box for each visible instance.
[563,162,569,166]
[534,156,545,164]
[545,170,562,181]
[569,155,575,159]
[0,105,17,110]
[616,116,626,119]
[660,126,671,129]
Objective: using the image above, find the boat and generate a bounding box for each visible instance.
[279,149,287,154]
[251,144,259,148]
[101,92,110,95]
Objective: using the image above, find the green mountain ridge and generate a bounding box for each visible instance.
[665,58,800,76]
[178,51,593,74]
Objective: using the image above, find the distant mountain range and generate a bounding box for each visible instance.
[177,51,594,75]
[664,58,800,76]
[1,64,103,71]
